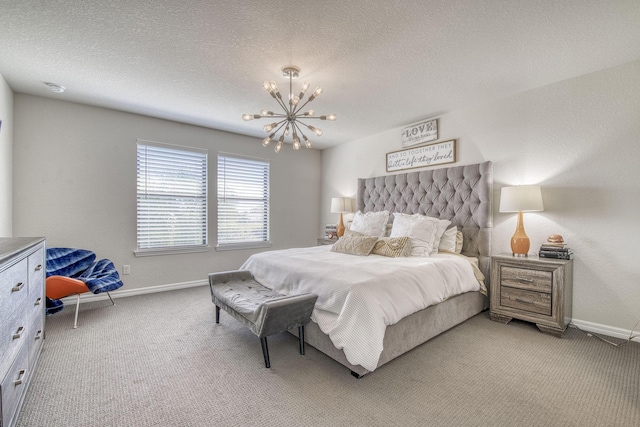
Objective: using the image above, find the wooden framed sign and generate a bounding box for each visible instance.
[386,139,456,172]
[401,118,437,147]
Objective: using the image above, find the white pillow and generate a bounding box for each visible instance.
[430,218,452,255]
[438,226,458,253]
[350,210,390,237]
[390,213,439,257]
[438,227,464,254]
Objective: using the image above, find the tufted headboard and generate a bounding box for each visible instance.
[356,161,493,284]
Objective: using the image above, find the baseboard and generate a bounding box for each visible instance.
[59,279,208,304]
[570,318,640,343]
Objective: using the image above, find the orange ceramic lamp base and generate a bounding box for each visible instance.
[336,213,345,237]
[510,211,530,256]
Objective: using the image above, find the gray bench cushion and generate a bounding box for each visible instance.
[209,270,317,338]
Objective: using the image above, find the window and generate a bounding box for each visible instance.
[136,141,208,255]
[217,153,270,250]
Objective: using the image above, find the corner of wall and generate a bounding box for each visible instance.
[0,74,13,237]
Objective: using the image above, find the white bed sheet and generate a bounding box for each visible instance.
[241,245,480,371]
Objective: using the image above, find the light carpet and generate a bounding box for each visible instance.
[16,286,639,427]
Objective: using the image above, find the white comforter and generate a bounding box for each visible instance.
[241,246,480,371]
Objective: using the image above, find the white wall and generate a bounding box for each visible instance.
[321,59,640,334]
[13,95,322,290]
[0,74,13,237]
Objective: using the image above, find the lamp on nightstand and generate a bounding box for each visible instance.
[499,185,544,256]
[331,197,353,237]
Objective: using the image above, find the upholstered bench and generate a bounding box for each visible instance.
[208,270,318,368]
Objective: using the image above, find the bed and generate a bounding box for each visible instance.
[242,161,492,377]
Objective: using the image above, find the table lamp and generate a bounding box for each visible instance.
[499,185,544,256]
[331,197,353,237]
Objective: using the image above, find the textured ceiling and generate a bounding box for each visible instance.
[1,1,640,149]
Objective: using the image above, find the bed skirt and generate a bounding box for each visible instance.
[290,291,487,377]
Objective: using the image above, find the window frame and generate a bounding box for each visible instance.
[135,139,209,257]
[216,152,271,251]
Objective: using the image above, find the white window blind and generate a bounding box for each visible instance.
[137,141,208,252]
[217,153,270,248]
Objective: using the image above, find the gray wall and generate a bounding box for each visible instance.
[321,59,640,336]
[13,95,322,290]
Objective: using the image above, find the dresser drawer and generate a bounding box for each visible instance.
[501,286,551,316]
[500,265,552,293]
[0,258,29,327]
[1,344,29,427]
[29,315,45,368]
[0,306,28,376]
[28,247,45,296]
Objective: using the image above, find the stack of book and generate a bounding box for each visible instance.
[539,242,574,260]
[325,224,337,238]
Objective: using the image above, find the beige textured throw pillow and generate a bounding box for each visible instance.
[331,234,378,256]
[372,237,411,257]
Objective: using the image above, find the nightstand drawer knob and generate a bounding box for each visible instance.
[515,297,534,305]
[515,277,534,283]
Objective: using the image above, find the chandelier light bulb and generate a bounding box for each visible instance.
[308,125,323,136]
[291,96,300,106]
[275,133,285,153]
[323,114,337,121]
[263,122,278,132]
[304,135,312,148]
[306,110,315,116]
[260,110,274,116]
[293,136,301,150]
[262,133,275,147]
[262,81,272,93]
[242,114,257,121]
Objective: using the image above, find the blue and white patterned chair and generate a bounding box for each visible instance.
[45,248,123,328]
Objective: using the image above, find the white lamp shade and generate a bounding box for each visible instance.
[499,185,544,213]
[331,197,354,213]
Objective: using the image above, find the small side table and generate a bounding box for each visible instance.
[317,238,336,246]
[490,253,573,337]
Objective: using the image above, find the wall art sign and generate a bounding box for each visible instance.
[401,118,437,147]
[386,139,456,172]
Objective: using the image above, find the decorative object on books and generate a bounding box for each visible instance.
[539,235,573,260]
[401,118,438,147]
[499,185,544,256]
[547,234,564,244]
[242,65,336,153]
[331,197,354,237]
[386,139,456,172]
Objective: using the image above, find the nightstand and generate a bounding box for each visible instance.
[317,238,336,246]
[490,253,573,337]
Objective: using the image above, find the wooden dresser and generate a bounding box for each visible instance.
[0,238,46,427]
[490,253,573,337]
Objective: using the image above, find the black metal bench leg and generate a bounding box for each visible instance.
[215,306,220,323]
[299,325,305,355]
[261,337,270,368]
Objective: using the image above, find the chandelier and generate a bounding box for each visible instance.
[243,66,336,153]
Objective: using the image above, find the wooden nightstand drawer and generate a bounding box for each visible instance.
[501,287,551,316]
[500,266,552,293]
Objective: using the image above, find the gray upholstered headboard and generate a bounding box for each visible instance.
[356,161,493,284]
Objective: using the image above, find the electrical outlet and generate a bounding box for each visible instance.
[123,265,130,275]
